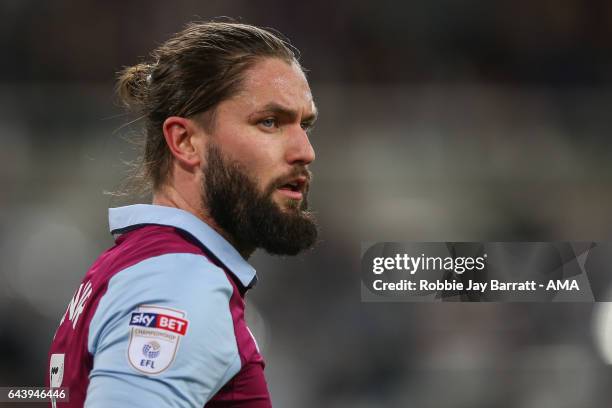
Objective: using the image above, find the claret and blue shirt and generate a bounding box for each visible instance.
[47,204,271,407]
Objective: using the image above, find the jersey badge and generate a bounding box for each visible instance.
[127,305,189,374]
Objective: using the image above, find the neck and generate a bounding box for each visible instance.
[152,185,255,259]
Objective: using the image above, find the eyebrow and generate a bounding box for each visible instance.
[253,102,318,124]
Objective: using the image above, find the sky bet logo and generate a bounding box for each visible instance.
[130,312,188,335]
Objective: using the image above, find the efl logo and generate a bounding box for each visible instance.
[130,312,188,335]
[128,305,187,374]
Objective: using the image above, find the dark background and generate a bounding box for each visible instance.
[2,0,612,406]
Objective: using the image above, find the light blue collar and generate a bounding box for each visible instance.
[108,204,257,288]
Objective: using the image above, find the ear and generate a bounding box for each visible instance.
[162,116,203,168]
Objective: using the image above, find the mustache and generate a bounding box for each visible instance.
[269,167,312,191]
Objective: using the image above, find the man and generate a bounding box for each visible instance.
[46,21,318,407]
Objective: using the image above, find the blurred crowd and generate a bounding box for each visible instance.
[2,1,612,407]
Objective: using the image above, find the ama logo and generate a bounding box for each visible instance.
[127,305,188,374]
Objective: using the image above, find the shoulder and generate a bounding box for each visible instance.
[85,241,240,406]
[88,224,232,310]
[98,225,206,274]
[88,248,234,352]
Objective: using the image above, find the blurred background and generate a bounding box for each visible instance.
[2,0,612,407]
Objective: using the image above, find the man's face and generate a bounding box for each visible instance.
[200,57,318,255]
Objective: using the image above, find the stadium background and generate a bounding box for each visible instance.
[2,1,612,406]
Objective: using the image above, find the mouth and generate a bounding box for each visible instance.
[276,176,308,200]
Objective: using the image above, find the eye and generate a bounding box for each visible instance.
[259,117,277,129]
[301,122,314,133]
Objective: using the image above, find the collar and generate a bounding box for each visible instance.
[108,204,257,289]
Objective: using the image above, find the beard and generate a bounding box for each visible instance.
[203,144,318,256]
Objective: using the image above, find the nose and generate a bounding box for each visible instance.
[286,126,315,165]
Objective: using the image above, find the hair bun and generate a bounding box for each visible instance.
[116,63,153,112]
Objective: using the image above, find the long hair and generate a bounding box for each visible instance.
[116,21,299,195]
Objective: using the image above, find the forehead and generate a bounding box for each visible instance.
[234,57,314,113]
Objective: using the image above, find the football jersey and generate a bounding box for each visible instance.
[46,204,271,407]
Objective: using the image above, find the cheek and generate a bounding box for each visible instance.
[218,126,285,186]
[250,150,283,190]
